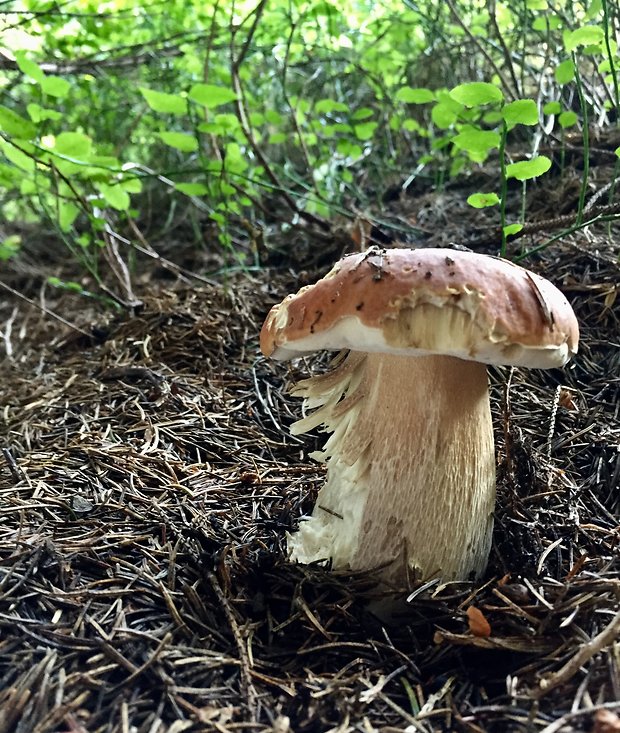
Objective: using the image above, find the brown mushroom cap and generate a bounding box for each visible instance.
[260,247,579,369]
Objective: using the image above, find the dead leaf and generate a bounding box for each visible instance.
[466,605,491,638]
[559,387,577,411]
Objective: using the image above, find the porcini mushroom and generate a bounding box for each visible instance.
[261,247,579,586]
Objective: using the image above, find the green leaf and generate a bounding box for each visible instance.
[586,0,602,18]
[268,132,287,144]
[96,183,130,210]
[158,131,198,152]
[452,128,500,153]
[140,87,186,115]
[264,110,283,125]
[188,83,237,109]
[503,223,524,236]
[119,176,142,194]
[532,16,561,31]
[58,201,80,231]
[315,99,349,114]
[27,103,62,122]
[467,192,500,208]
[40,76,71,98]
[555,59,575,84]
[449,82,503,107]
[175,182,208,196]
[431,103,458,129]
[0,139,35,171]
[197,122,224,135]
[543,101,562,115]
[354,121,377,141]
[501,99,538,126]
[0,235,21,261]
[0,106,36,139]
[15,52,45,83]
[506,155,552,180]
[614,146,620,158]
[564,25,604,52]
[351,107,374,121]
[402,118,422,132]
[336,140,362,158]
[395,86,435,104]
[54,132,92,159]
[559,110,578,128]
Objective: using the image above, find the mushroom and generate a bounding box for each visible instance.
[260,247,579,586]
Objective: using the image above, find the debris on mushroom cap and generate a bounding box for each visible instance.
[260,247,579,369]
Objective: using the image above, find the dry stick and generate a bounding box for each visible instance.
[488,0,521,98]
[207,572,258,721]
[535,609,620,698]
[444,0,517,101]
[538,702,620,733]
[471,201,620,247]
[125,217,219,287]
[0,280,91,337]
[229,1,330,232]
[281,14,321,198]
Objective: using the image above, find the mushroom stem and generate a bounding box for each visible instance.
[287,351,496,585]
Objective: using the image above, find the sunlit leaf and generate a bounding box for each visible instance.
[501,99,538,126]
[467,192,500,208]
[188,83,237,109]
[555,59,575,84]
[0,234,21,261]
[506,155,552,180]
[351,107,374,121]
[140,87,186,115]
[395,86,435,104]
[27,103,62,122]
[40,75,71,98]
[175,182,209,196]
[449,82,503,107]
[431,103,458,129]
[559,110,578,128]
[15,52,45,83]
[96,183,130,210]
[354,121,377,140]
[0,138,35,171]
[564,25,604,52]
[158,131,198,152]
[543,101,562,115]
[54,132,92,159]
[0,106,36,139]
[452,128,500,152]
[58,201,80,231]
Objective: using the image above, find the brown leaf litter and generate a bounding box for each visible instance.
[0,236,618,733]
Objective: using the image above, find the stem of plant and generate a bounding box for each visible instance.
[499,120,508,257]
[601,0,620,124]
[572,52,589,227]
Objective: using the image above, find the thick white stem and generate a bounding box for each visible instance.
[287,352,496,585]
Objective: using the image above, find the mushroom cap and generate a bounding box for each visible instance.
[260,247,579,369]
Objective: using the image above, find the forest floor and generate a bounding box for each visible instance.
[0,173,619,733]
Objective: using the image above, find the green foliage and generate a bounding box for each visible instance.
[506,156,552,181]
[0,0,617,279]
[467,192,500,208]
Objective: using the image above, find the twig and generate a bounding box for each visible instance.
[207,572,258,721]
[228,1,330,231]
[0,280,91,337]
[444,0,517,100]
[535,609,620,698]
